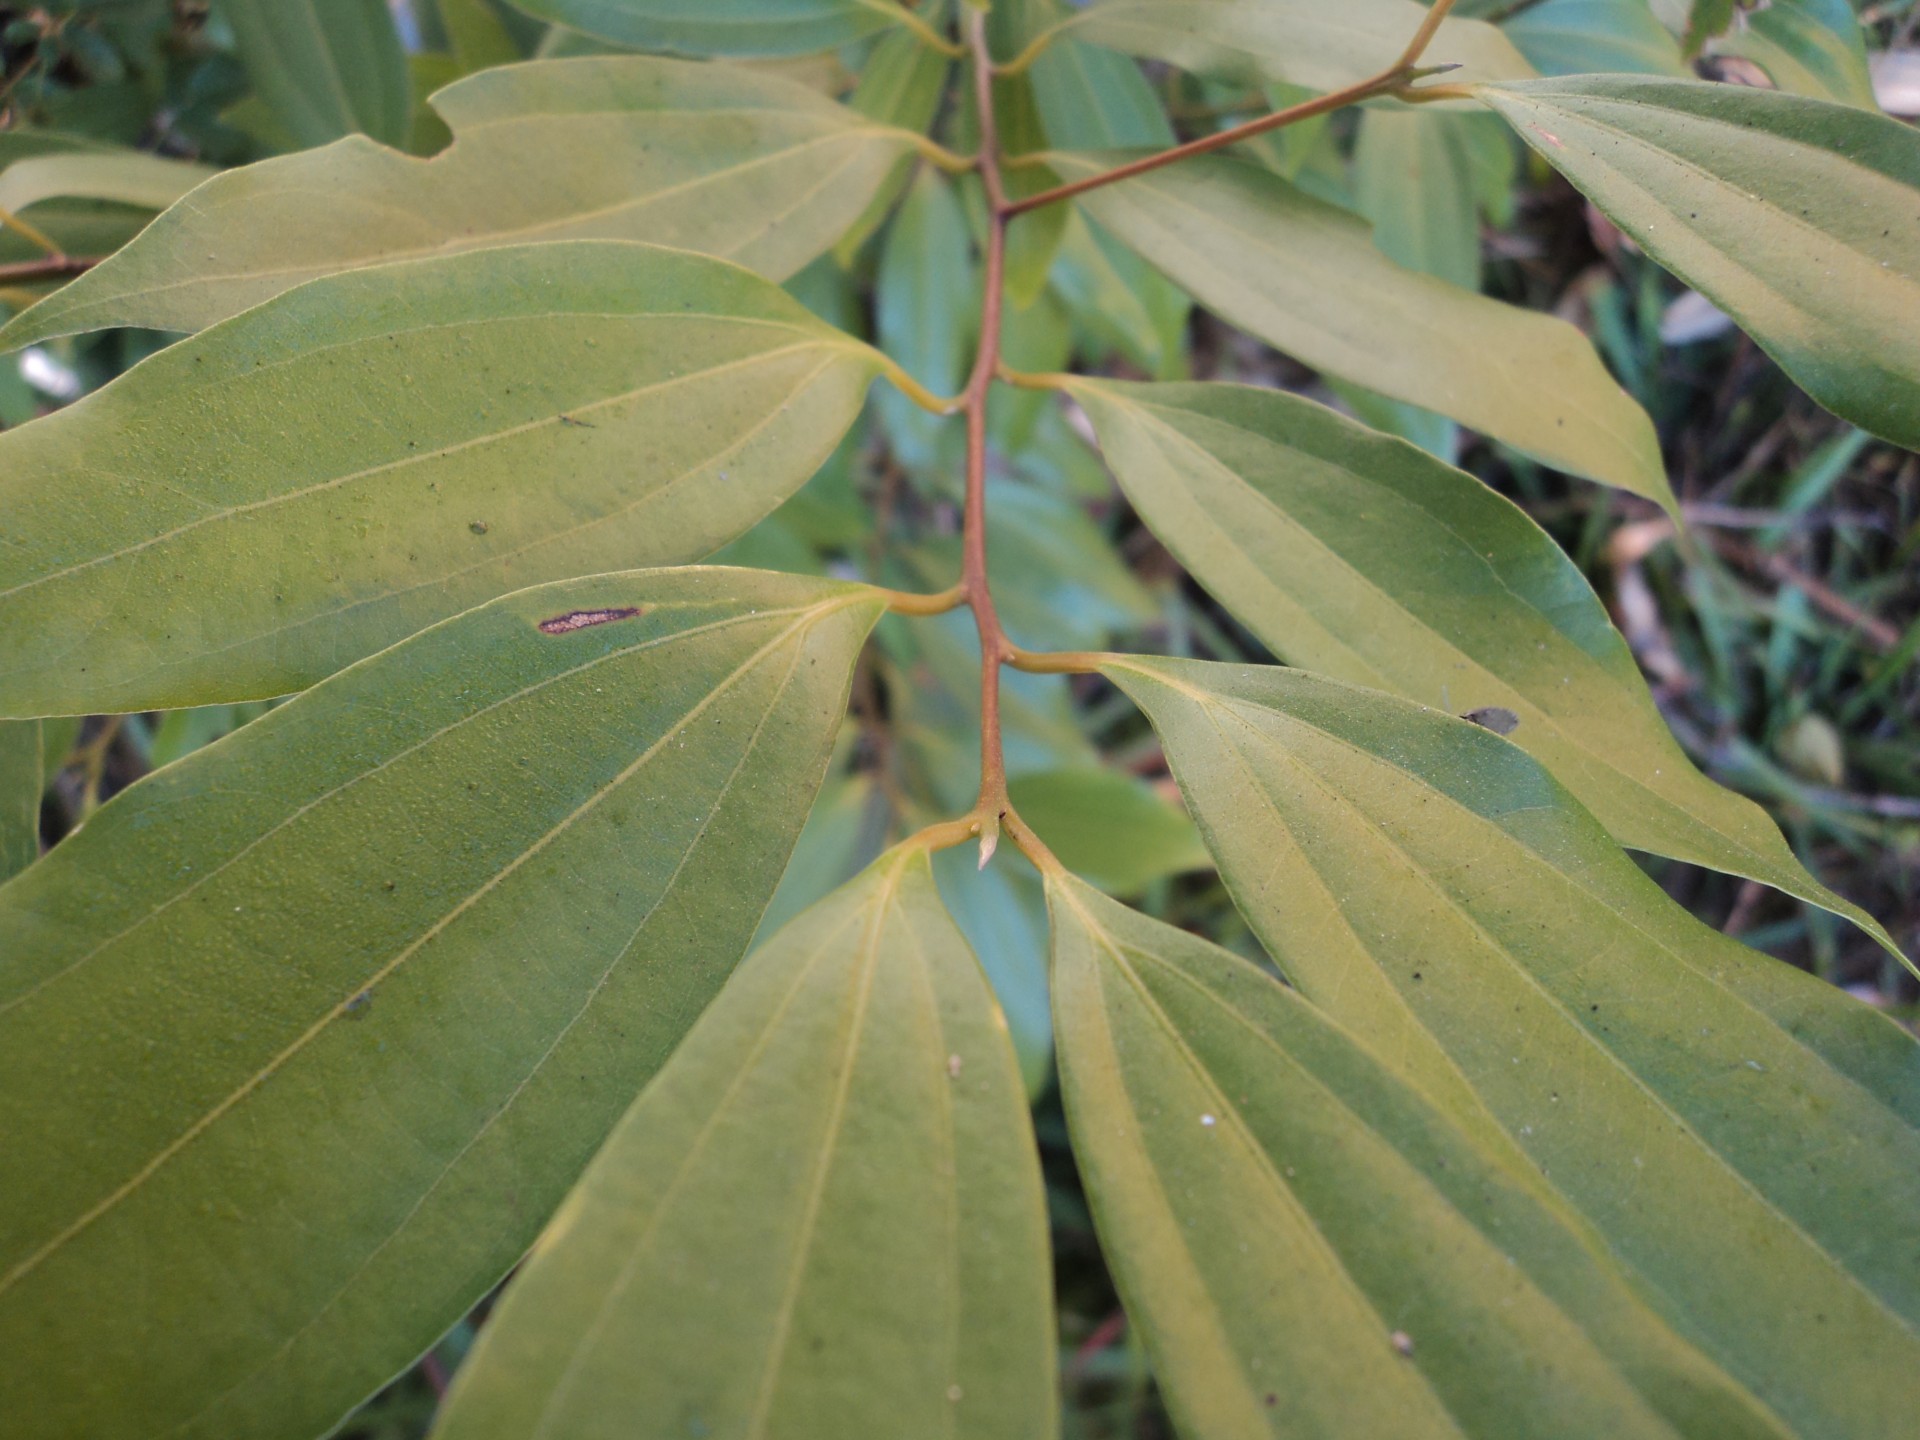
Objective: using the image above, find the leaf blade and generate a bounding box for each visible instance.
[1066,378,1893,950]
[503,0,906,56]
[224,0,413,149]
[0,56,922,350]
[1476,76,1920,449]
[1105,655,1920,1439]
[1049,873,1796,1440]
[1057,0,1533,93]
[1051,151,1672,508]
[0,239,882,716]
[0,566,882,1440]
[433,847,1058,1440]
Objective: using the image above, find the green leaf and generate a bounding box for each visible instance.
[1103,655,1920,1438]
[1029,38,1174,150]
[1050,152,1672,508]
[0,721,37,882]
[432,847,1057,1440]
[1065,378,1893,950]
[1502,0,1688,78]
[0,56,925,350]
[877,166,975,469]
[1048,874,1795,1440]
[0,566,882,1440]
[834,24,954,262]
[223,0,413,149]
[1352,109,1484,292]
[1714,0,1877,110]
[0,240,884,717]
[1009,767,1208,894]
[0,151,216,218]
[504,0,909,56]
[1049,0,1533,92]
[1476,76,1920,452]
[933,847,1056,1096]
[1048,208,1190,379]
[437,0,526,73]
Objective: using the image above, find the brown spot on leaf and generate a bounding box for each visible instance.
[1462,706,1521,736]
[538,606,645,635]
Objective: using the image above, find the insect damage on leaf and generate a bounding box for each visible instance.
[1462,706,1521,736]
[536,607,646,635]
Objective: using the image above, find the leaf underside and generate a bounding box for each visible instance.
[1068,378,1893,951]
[1049,873,1796,1440]
[1051,151,1674,509]
[0,240,881,717]
[0,56,921,351]
[1105,656,1920,1440]
[434,848,1058,1440]
[1478,76,1920,451]
[0,566,882,1440]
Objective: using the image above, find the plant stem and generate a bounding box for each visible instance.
[1001,0,1464,219]
[953,9,1064,879]
[0,253,99,286]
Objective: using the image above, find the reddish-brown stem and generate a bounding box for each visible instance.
[952,11,1065,879]
[1001,0,1464,219]
[964,10,1014,815]
[0,253,99,286]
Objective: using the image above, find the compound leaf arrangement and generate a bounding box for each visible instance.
[0,2,1915,1438]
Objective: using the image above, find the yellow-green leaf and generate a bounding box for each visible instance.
[0,566,882,1440]
[504,0,910,56]
[1048,873,1794,1440]
[434,847,1057,1440]
[1045,0,1533,93]
[0,152,215,220]
[0,57,924,351]
[0,240,883,717]
[1066,378,1892,951]
[1104,655,1920,1439]
[0,721,37,882]
[1050,151,1673,508]
[1477,76,1920,450]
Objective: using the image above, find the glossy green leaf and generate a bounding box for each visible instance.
[1051,152,1672,507]
[1104,655,1920,1438]
[0,151,215,219]
[433,847,1057,1440]
[1715,0,1876,109]
[1502,0,1688,77]
[1010,767,1209,894]
[1046,0,1533,93]
[0,57,925,351]
[1048,874,1796,1440]
[504,0,909,55]
[933,847,1056,1096]
[224,0,412,149]
[0,721,37,882]
[0,240,884,717]
[1066,378,1892,949]
[0,566,883,1440]
[1477,76,1920,451]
